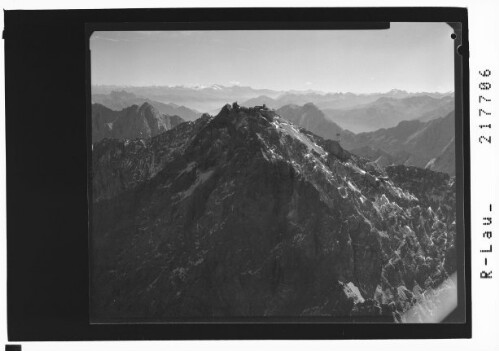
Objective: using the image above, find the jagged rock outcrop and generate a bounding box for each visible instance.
[92,102,185,142]
[91,104,456,322]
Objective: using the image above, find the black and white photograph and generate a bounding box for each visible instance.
[89,23,459,323]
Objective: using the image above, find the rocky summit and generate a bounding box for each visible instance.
[91,103,456,322]
[92,102,185,142]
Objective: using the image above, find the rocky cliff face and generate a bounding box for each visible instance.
[91,104,456,322]
[92,102,185,142]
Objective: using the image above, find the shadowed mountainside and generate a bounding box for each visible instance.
[91,104,456,322]
[340,112,455,175]
[275,103,455,175]
[92,102,185,142]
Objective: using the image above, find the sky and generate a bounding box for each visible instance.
[90,23,455,94]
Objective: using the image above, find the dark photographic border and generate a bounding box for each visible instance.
[5,7,470,340]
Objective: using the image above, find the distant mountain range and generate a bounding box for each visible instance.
[92,85,453,121]
[340,111,455,175]
[92,102,185,142]
[275,103,455,175]
[90,86,455,175]
[243,89,452,114]
[323,95,454,132]
[92,90,201,121]
[92,85,282,114]
[276,103,344,142]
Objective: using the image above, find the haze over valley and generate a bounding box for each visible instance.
[91,85,455,174]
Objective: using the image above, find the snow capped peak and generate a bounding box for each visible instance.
[210,84,223,90]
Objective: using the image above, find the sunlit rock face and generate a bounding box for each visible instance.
[91,104,456,322]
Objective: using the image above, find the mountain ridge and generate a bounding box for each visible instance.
[91,103,456,322]
[274,103,455,175]
[322,95,454,132]
[276,103,345,142]
[340,111,455,175]
[92,85,453,117]
[92,101,185,142]
[92,90,201,121]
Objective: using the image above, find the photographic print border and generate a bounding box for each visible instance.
[5,7,470,340]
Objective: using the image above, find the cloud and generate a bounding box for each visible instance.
[305,81,313,86]
[229,80,241,86]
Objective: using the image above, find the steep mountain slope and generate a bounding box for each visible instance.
[92,90,201,121]
[340,112,455,175]
[92,102,185,142]
[276,103,346,142]
[324,95,454,133]
[92,104,118,143]
[91,104,456,322]
[425,137,456,175]
[275,104,455,175]
[347,146,406,169]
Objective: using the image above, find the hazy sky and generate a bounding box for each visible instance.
[90,23,454,94]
